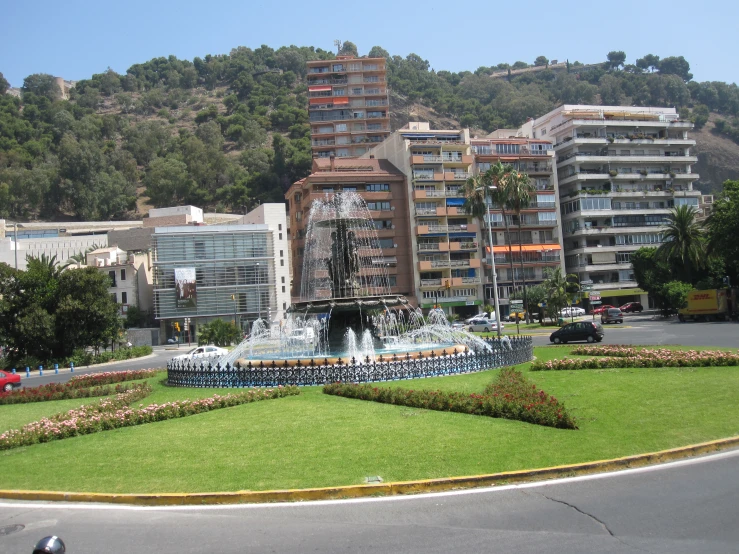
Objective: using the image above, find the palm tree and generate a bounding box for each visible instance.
[485,162,518,305]
[542,267,580,322]
[67,243,103,265]
[25,253,70,278]
[504,170,535,322]
[656,205,704,283]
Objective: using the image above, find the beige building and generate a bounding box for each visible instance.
[307,55,390,158]
[364,123,486,316]
[85,247,153,318]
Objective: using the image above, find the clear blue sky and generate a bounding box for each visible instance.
[2,0,737,87]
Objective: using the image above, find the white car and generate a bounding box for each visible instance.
[561,307,586,317]
[467,318,504,333]
[172,345,228,361]
[286,328,315,345]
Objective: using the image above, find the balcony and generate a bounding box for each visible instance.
[413,172,444,181]
[450,172,472,180]
[448,224,479,233]
[415,208,439,216]
[450,241,478,251]
[412,155,443,164]
[420,278,443,287]
[418,242,450,251]
[417,224,448,235]
[461,276,482,285]
[307,77,348,86]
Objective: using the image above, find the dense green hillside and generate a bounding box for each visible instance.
[1,46,738,221]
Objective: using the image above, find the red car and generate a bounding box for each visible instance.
[0,370,21,392]
[620,302,644,313]
[591,304,614,315]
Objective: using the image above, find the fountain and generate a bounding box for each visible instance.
[167,193,533,387]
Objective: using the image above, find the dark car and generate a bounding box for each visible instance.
[620,301,643,313]
[601,308,624,324]
[0,370,22,392]
[550,321,604,344]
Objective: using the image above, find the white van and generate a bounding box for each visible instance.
[288,328,315,344]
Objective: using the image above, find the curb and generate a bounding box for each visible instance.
[1,436,737,506]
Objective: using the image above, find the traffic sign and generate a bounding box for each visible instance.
[581,279,594,285]
[590,300,602,305]
[510,300,523,306]
[581,285,592,291]
[538,302,547,308]
[589,291,601,301]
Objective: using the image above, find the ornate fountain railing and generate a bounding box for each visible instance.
[166,336,533,388]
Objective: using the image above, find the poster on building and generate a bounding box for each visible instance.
[174,267,197,308]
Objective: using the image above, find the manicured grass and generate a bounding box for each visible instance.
[0,347,738,494]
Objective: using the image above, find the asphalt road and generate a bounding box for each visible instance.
[1,448,737,553]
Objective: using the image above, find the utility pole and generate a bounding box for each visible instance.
[13,222,18,270]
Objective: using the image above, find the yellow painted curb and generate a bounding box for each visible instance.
[2,436,737,506]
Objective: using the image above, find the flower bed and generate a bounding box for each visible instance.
[0,369,159,405]
[531,347,739,371]
[0,385,300,450]
[323,368,577,429]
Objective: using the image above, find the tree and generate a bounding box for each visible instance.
[661,280,693,314]
[658,56,692,81]
[368,46,389,59]
[504,170,535,322]
[606,51,626,70]
[485,163,518,300]
[338,41,358,57]
[198,318,242,347]
[534,56,549,67]
[144,155,194,207]
[706,180,739,284]
[0,71,9,94]
[22,73,62,101]
[656,205,705,283]
[636,54,660,73]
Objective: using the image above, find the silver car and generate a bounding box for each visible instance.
[467,318,504,332]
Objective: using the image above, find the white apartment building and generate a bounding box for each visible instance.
[520,105,701,307]
[85,247,154,318]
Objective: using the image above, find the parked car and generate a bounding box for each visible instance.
[620,302,643,313]
[0,370,22,392]
[465,312,492,324]
[601,308,624,324]
[172,345,228,361]
[468,318,504,333]
[591,304,614,315]
[561,307,586,317]
[550,321,604,344]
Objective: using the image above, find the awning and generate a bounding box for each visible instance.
[422,233,446,237]
[487,244,562,253]
[309,97,329,105]
[309,86,332,92]
[449,232,477,238]
[333,96,349,104]
[445,198,466,206]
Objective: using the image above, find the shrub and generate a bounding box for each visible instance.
[531,347,739,371]
[323,368,577,430]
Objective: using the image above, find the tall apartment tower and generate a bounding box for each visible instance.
[470,133,564,317]
[364,123,486,316]
[307,55,390,158]
[520,105,701,308]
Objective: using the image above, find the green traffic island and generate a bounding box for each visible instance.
[1,346,739,495]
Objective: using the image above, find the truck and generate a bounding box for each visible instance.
[678,288,737,321]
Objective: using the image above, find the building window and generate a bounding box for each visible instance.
[366,201,391,211]
[373,220,393,230]
[281,276,285,283]
[283,302,287,311]
[278,224,282,231]
[120,269,126,281]
[108,270,117,287]
[110,293,117,303]
[280,250,283,257]
[279,233,283,240]
[280,259,284,266]
[366,183,390,192]
[282,286,286,293]
[121,292,128,304]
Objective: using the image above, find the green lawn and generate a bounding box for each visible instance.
[0,346,738,494]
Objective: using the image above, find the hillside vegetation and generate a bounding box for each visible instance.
[1,46,738,221]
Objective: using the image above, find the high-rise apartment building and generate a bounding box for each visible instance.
[470,133,564,315]
[520,105,701,308]
[364,123,485,315]
[307,55,390,159]
[285,157,413,303]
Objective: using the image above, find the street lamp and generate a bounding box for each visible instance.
[256,262,261,321]
[480,186,503,339]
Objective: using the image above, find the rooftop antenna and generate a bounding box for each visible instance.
[334,39,342,55]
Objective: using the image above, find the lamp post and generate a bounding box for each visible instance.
[256,262,261,321]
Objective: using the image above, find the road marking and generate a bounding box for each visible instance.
[1,448,737,512]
